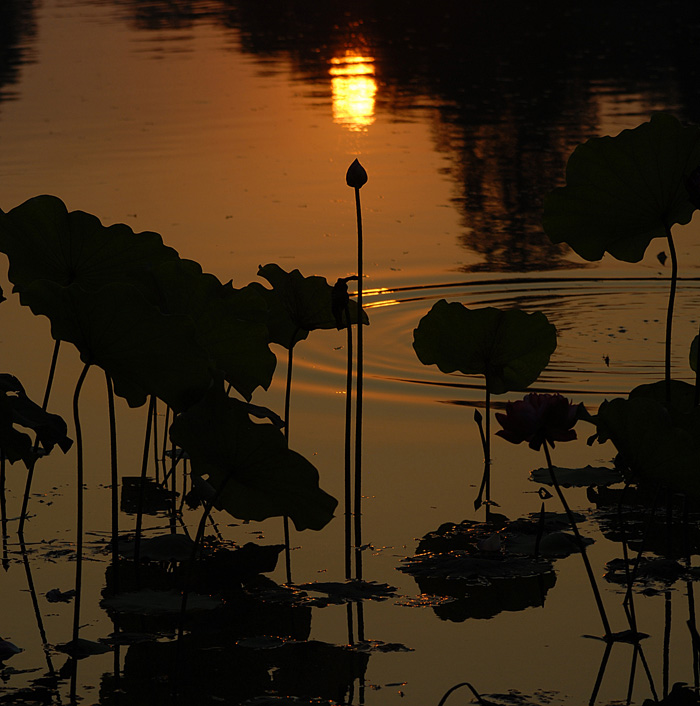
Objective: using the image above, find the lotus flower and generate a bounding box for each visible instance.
[495,393,582,451]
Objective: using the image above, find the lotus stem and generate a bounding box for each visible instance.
[543,442,611,638]
[437,682,488,706]
[344,299,353,581]
[134,395,156,586]
[282,337,298,585]
[70,362,90,705]
[664,226,678,404]
[105,373,119,593]
[663,591,672,698]
[353,185,364,582]
[19,339,61,534]
[1,453,6,571]
[589,641,613,706]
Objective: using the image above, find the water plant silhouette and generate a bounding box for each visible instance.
[413,301,556,518]
[496,392,612,638]
[543,113,700,401]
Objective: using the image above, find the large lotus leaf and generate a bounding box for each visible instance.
[22,280,212,411]
[169,388,338,531]
[628,379,700,431]
[252,263,369,349]
[412,300,556,394]
[149,259,276,400]
[543,114,700,262]
[593,396,700,498]
[0,195,179,296]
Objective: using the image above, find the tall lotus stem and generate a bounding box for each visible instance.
[347,158,367,581]
[543,442,611,638]
[664,225,678,404]
[134,395,156,587]
[282,339,296,585]
[105,374,119,593]
[70,362,90,704]
[19,339,61,534]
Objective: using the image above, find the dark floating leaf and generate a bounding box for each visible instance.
[529,465,623,488]
[294,580,397,602]
[117,533,195,563]
[45,588,76,603]
[120,476,175,515]
[101,589,223,615]
[56,638,111,659]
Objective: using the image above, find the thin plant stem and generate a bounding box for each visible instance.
[161,406,171,483]
[437,682,488,706]
[170,439,178,535]
[618,483,640,636]
[282,340,296,585]
[543,442,611,638]
[1,453,6,571]
[344,300,354,581]
[105,373,119,594]
[152,397,161,483]
[134,395,156,587]
[354,184,364,582]
[663,591,672,699]
[19,338,61,534]
[70,362,90,705]
[626,645,638,705]
[484,385,491,521]
[664,226,678,404]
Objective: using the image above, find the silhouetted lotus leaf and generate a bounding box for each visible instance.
[150,259,276,400]
[592,396,700,497]
[0,195,179,297]
[605,557,685,586]
[0,373,72,466]
[169,387,338,531]
[120,476,175,514]
[413,301,556,394]
[529,465,622,488]
[117,533,195,562]
[352,640,413,653]
[22,280,212,411]
[692,335,699,372]
[543,113,700,262]
[56,638,111,658]
[251,263,369,349]
[504,530,591,558]
[295,580,397,603]
[101,589,223,614]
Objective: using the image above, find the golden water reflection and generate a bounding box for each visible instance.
[329,52,377,131]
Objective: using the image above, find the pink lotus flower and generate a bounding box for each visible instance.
[495,393,582,451]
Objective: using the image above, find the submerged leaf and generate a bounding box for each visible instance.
[413,300,556,394]
[543,114,700,262]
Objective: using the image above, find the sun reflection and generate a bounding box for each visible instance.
[329,51,377,131]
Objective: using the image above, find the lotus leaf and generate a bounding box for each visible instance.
[117,533,195,562]
[0,373,72,466]
[251,263,369,349]
[101,589,223,615]
[0,195,179,297]
[543,113,700,262]
[149,259,276,400]
[593,396,700,498]
[691,335,699,372]
[412,300,556,394]
[169,388,338,531]
[22,280,212,411]
[529,465,623,488]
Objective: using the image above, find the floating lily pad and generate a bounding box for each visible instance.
[56,638,111,658]
[294,580,397,602]
[101,589,223,615]
[529,465,623,488]
[543,113,700,262]
[413,300,556,394]
[117,534,195,563]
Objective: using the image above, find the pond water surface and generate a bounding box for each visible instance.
[2,2,700,705]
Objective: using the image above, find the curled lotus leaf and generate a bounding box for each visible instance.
[22,280,212,411]
[412,300,556,394]
[251,263,369,349]
[169,387,338,531]
[543,113,700,262]
[0,195,179,298]
[150,259,276,401]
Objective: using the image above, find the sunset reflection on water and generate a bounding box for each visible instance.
[329,52,377,131]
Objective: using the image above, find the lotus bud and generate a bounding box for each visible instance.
[346,159,368,189]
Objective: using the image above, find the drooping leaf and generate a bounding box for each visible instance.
[149,259,276,400]
[0,373,72,466]
[412,300,556,394]
[543,113,700,262]
[22,280,212,411]
[251,263,369,349]
[592,396,700,498]
[0,195,179,297]
[169,387,337,531]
